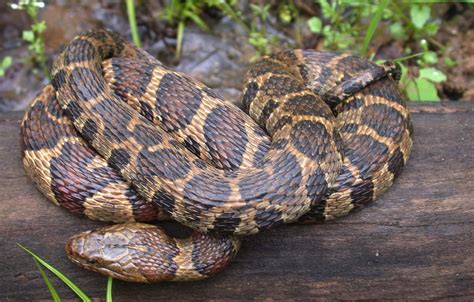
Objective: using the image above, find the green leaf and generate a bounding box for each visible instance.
[250,3,270,20]
[416,78,440,101]
[25,5,39,19]
[390,22,406,40]
[419,67,447,83]
[332,31,354,50]
[18,244,92,302]
[32,21,46,34]
[414,78,440,101]
[406,79,420,101]
[260,4,271,20]
[1,56,12,69]
[106,277,113,302]
[22,30,35,42]
[444,57,458,67]
[318,0,333,19]
[422,51,438,64]
[279,5,292,23]
[206,0,224,6]
[425,22,439,36]
[34,259,61,302]
[248,32,268,48]
[322,24,331,36]
[307,17,322,33]
[399,62,409,85]
[410,5,430,29]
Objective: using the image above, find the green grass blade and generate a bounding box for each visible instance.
[34,259,61,302]
[17,244,92,302]
[393,52,425,63]
[106,277,113,302]
[185,11,210,32]
[126,0,141,47]
[176,20,185,61]
[361,0,389,56]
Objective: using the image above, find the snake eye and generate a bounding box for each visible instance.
[382,61,402,82]
[390,62,402,82]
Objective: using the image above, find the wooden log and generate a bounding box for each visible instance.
[0,101,473,301]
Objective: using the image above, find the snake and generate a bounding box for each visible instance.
[20,30,413,283]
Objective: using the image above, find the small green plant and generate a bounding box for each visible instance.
[402,64,446,101]
[162,0,210,60]
[18,244,114,301]
[163,0,278,60]
[375,51,447,102]
[305,0,450,101]
[384,2,448,101]
[126,0,142,47]
[247,3,272,56]
[389,2,440,42]
[0,56,13,77]
[306,0,360,51]
[10,0,49,79]
[386,2,449,100]
[278,2,294,24]
[206,1,279,58]
[278,1,302,47]
[398,40,447,101]
[206,0,250,32]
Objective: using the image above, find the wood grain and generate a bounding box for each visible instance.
[0,101,473,301]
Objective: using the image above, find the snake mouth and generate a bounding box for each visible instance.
[65,230,150,283]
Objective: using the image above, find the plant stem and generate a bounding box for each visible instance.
[106,277,113,302]
[292,1,302,48]
[428,37,446,51]
[176,20,185,61]
[394,51,425,62]
[126,0,141,47]
[30,13,50,80]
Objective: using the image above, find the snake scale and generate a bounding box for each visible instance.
[20,30,413,283]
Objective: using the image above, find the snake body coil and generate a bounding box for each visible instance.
[21,30,412,282]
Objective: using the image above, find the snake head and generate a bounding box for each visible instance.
[66,223,179,282]
[66,222,241,282]
[382,61,402,82]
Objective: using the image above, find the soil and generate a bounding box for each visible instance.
[0,1,472,112]
[436,4,474,100]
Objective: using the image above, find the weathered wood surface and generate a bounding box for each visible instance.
[0,101,473,301]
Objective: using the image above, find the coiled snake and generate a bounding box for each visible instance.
[20,30,413,283]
